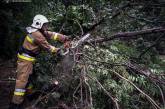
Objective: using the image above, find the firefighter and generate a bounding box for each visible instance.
[9,14,69,109]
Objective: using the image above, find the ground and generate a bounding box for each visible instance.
[0,59,72,109]
[0,59,16,109]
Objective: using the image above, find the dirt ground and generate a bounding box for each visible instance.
[0,59,16,109]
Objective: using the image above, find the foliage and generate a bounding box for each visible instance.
[0,0,165,109]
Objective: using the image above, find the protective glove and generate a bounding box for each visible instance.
[60,35,72,43]
[64,41,71,49]
[50,45,60,53]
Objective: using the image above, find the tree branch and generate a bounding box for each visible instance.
[124,61,165,85]
[138,33,165,58]
[84,54,165,85]
[88,74,120,109]
[110,69,161,109]
[83,2,131,34]
[87,27,165,44]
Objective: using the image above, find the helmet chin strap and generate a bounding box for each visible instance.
[30,25,48,37]
[39,29,44,33]
[39,29,48,38]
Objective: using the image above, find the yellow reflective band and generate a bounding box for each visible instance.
[53,33,59,41]
[18,53,35,62]
[51,46,56,53]
[26,35,34,44]
[14,92,25,96]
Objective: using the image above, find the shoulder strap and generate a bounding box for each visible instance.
[26,34,35,44]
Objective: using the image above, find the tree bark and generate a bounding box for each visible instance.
[87,27,165,44]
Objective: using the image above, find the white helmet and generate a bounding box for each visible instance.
[31,14,49,29]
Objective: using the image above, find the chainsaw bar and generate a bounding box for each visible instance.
[71,33,90,48]
[61,33,90,56]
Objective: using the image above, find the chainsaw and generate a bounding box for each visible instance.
[60,33,90,56]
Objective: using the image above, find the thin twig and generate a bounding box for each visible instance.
[87,74,120,109]
[74,19,84,36]
[73,79,81,109]
[80,77,83,108]
[84,64,93,108]
[31,87,57,107]
[154,82,165,107]
[110,69,161,109]
[138,33,165,58]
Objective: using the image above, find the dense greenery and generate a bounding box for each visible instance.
[0,0,165,109]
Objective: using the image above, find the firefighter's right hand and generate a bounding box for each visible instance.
[64,41,71,48]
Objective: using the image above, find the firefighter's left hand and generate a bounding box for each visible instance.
[64,35,72,42]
